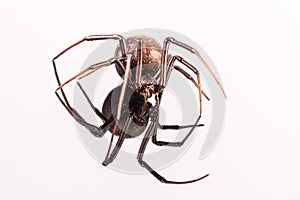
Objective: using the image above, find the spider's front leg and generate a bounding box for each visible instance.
[153,119,205,147]
[152,115,202,147]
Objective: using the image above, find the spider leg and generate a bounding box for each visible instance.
[117,55,132,121]
[135,38,143,88]
[137,106,208,184]
[152,123,204,146]
[76,81,128,135]
[102,113,123,165]
[154,61,207,146]
[155,60,207,143]
[55,89,102,137]
[55,57,123,137]
[167,56,205,114]
[102,116,133,166]
[159,123,204,130]
[65,104,102,137]
[173,65,210,101]
[77,82,107,121]
[152,115,202,147]
[53,34,127,109]
[160,37,227,99]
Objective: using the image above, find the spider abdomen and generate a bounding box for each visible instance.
[114,35,162,79]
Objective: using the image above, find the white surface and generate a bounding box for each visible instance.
[1,0,300,199]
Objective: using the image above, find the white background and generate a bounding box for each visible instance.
[1,0,300,199]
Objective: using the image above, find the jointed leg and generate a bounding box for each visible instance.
[160,37,227,98]
[99,115,115,133]
[154,61,206,145]
[53,34,127,109]
[77,82,107,121]
[55,90,103,137]
[55,57,125,136]
[152,121,204,146]
[167,55,204,114]
[53,35,127,134]
[102,116,133,166]
[152,115,202,147]
[137,106,208,184]
[173,65,210,101]
[138,122,168,182]
[117,55,132,121]
[159,123,204,130]
[135,38,143,88]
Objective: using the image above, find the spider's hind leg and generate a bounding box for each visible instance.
[152,115,202,147]
[159,123,204,130]
[137,105,208,184]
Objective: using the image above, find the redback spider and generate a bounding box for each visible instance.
[53,34,227,184]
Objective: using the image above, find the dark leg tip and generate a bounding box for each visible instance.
[102,161,108,166]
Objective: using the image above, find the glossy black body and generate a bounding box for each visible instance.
[102,85,152,138]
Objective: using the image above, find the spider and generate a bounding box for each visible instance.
[53,34,227,184]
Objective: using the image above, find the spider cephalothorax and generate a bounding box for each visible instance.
[53,33,227,184]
